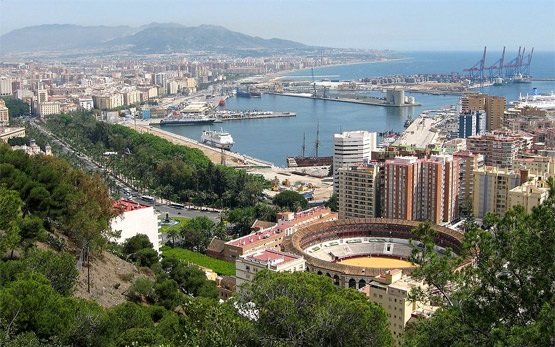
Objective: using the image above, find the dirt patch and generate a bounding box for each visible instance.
[74,251,151,308]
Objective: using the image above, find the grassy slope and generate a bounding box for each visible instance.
[161,246,235,276]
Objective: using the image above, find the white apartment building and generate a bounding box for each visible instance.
[37,101,60,117]
[235,249,305,290]
[110,199,161,253]
[333,130,377,192]
[0,77,12,96]
[79,97,94,111]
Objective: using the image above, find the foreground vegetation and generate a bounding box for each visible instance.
[2,136,554,346]
[0,145,392,346]
[161,246,236,276]
[405,180,555,346]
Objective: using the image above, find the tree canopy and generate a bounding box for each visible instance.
[404,194,555,346]
[237,270,392,347]
[272,190,308,211]
[44,112,269,208]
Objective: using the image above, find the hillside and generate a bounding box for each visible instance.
[0,24,135,53]
[0,23,311,55]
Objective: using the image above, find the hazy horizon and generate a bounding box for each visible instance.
[1,0,554,52]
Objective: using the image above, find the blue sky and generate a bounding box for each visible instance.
[1,0,554,51]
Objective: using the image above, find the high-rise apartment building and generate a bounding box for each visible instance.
[461,93,486,113]
[418,155,459,224]
[384,155,459,224]
[460,93,505,131]
[384,156,420,221]
[458,111,485,138]
[0,99,9,127]
[472,166,521,218]
[453,151,485,210]
[466,132,526,168]
[333,131,377,192]
[337,164,380,219]
[485,95,506,131]
[154,73,167,92]
[37,89,48,103]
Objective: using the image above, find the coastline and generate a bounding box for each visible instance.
[267,57,410,81]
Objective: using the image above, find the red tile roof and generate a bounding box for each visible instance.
[113,199,151,213]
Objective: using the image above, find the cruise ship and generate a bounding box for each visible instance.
[513,90,555,110]
[201,129,234,150]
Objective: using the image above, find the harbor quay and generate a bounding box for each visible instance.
[125,121,273,168]
[268,92,421,107]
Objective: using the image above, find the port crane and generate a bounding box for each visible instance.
[463,46,487,84]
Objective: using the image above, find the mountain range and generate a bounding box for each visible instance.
[0,23,311,56]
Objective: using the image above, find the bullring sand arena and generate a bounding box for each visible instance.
[337,256,414,268]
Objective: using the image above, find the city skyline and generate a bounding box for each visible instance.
[1,0,555,51]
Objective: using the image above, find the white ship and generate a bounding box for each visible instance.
[513,90,555,110]
[201,128,234,150]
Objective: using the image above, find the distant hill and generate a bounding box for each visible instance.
[0,23,310,56]
[0,24,136,53]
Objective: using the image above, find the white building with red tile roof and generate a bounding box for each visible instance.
[207,206,337,262]
[111,199,160,253]
[235,249,305,289]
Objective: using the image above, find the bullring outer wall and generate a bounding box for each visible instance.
[282,218,466,289]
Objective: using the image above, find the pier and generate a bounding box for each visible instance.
[147,110,295,125]
[268,92,421,107]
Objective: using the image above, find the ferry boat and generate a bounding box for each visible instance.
[201,129,234,150]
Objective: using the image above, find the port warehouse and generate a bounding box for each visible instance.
[283,218,469,289]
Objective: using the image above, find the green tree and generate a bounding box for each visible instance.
[404,200,555,346]
[166,261,218,299]
[25,249,79,296]
[179,216,216,252]
[122,234,158,267]
[1,96,30,117]
[325,193,338,212]
[272,190,308,211]
[237,271,392,347]
[0,187,23,257]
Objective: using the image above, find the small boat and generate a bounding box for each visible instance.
[218,99,225,106]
